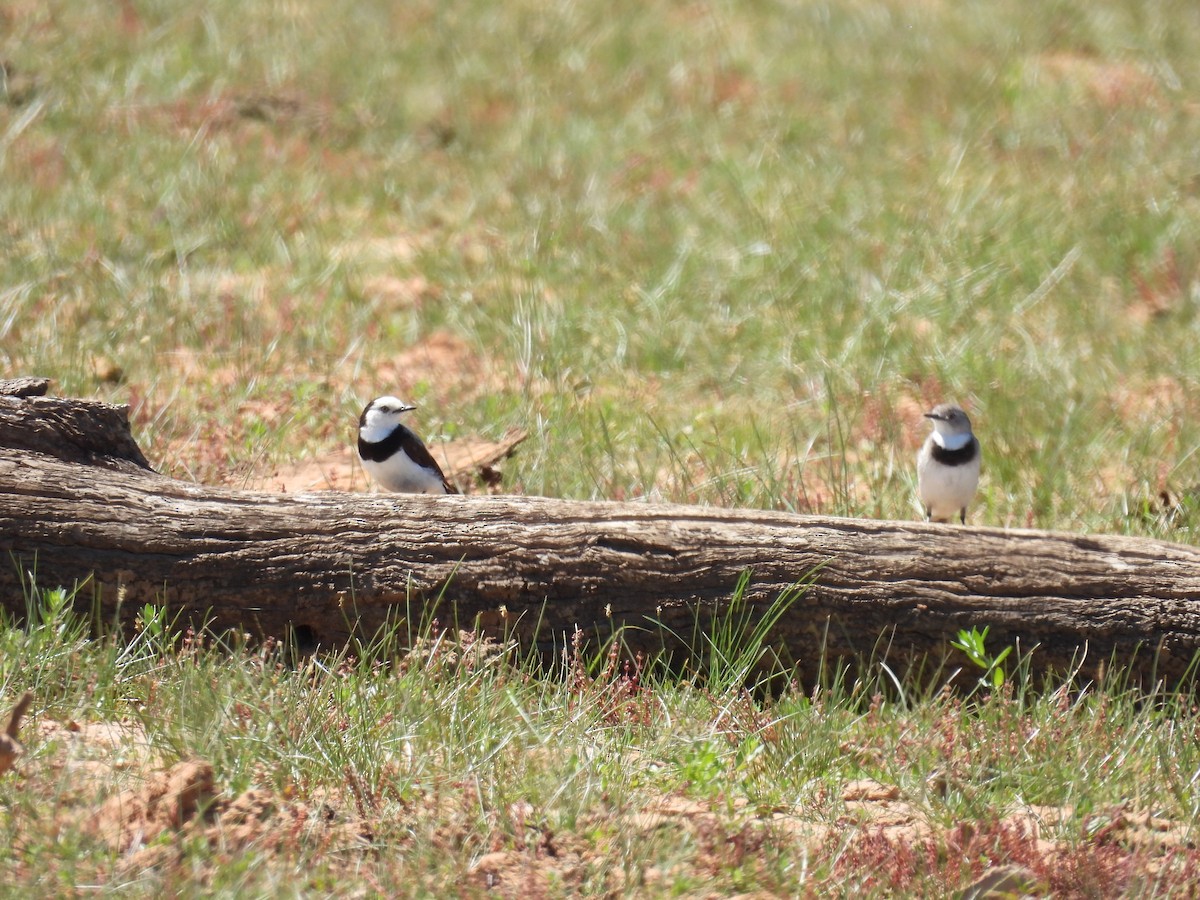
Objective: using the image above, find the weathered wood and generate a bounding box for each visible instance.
[0,392,151,471]
[0,377,50,398]
[3,391,1200,688]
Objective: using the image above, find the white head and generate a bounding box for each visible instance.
[359,395,416,443]
[924,404,974,450]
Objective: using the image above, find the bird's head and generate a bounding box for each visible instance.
[924,403,973,440]
[359,396,417,440]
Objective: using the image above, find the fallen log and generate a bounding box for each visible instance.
[3,384,1200,688]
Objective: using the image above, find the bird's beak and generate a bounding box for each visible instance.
[400,404,417,413]
[923,412,938,420]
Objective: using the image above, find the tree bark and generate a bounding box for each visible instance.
[3,387,1200,688]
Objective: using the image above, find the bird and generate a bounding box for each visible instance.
[917,403,980,524]
[357,396,456,494]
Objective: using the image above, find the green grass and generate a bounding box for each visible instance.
[4,0,1200,529]
[4,585,1200,895]
[5,0,1200,892]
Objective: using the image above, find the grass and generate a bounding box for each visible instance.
[5,0,1200,528]
[4,0,1200,893]
[4,584,1200,895]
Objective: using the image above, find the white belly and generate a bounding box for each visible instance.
[362,454,447,494]
[917,449,980,522]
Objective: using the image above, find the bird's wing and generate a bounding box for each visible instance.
[398,428,458,494]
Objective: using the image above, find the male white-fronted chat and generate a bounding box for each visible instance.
[357,396,455,494]
[917,403,980,524]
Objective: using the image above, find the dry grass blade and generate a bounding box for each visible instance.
[0,691,33,775]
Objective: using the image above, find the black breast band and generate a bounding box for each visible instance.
[930,438,978,467]
[359,429,406,463]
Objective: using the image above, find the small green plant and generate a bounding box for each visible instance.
[135,602,171,645]
[951,625,1013,690]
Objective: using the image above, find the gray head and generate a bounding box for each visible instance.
[924,404,973,440]
[359,395,417,442]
